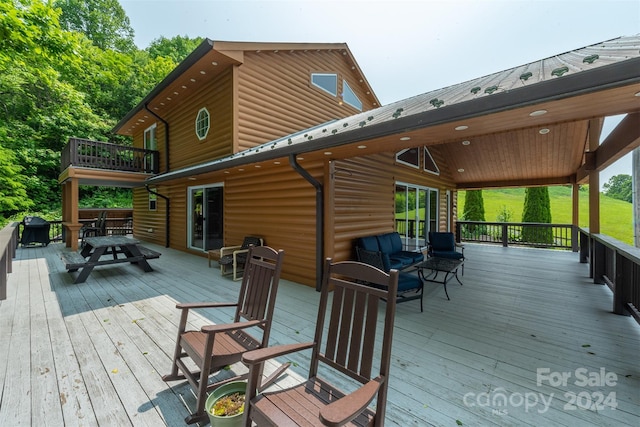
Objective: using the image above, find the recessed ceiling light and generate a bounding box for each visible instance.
[200,71,206,75]
[181,85,187,89]
[238,168,245,171]
[188,177,196,180]
[166,97,172,100]
[298,157,304,160]
[224,171,230,174]
[255,165,261,168]
[539,128,550,134]
[462,140,471,146]
[635,91,640,97]
[357,145,367,149]
[190,78,196,82]
[529,109,548,117]
[211,61,218,66]
[457,168,465,173]
[455,125,469,131]
[324,152,332,155]
[274,161,281,165]
[173,91,179,95]
[400,136,411,141]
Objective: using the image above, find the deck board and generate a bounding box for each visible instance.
[0,242,638,426]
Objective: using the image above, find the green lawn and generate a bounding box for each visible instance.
[458,187,634,245]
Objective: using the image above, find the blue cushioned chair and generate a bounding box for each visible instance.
[357,232,424,271]
[428,231,465,275]
[356,247,424,312]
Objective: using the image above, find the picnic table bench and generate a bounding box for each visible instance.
[62,236,160,283]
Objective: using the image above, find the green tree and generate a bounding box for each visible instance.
[147,35,204,62]
[521,186,553,244]
[54,0,135,52]
[461,190,486,236]
[462,190,486,221]
[603,174,632,203]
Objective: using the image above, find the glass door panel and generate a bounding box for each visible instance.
[189,185,223,251]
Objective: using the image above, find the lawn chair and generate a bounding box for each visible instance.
[80,211,107,247]
[162,245,287,424]
[241,258,399,427]
[356,246,424,312]
[218,236,263,280]
[428,231,465,275]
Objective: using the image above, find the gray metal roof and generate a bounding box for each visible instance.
[147,34,640,184]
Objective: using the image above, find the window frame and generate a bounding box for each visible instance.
[311,73,338,96]
[342,80,362,111]
[195,107,210,141]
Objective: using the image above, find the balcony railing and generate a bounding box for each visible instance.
[580,228,640,322]
[455,220,576,251]
[61,138,159,173]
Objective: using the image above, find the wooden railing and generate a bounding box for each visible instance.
[580,228,640,323]
[455,221,576,251]
[61,137,159,173]
[0,222,19,300]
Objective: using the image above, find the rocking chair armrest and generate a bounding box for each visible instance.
[242,342,315,366]
[319,377,384,427]
[201,319,264,334]
[175,302,238,310]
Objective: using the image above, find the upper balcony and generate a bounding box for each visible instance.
[61,138,159,175]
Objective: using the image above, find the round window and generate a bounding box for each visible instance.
[195,108,210,140]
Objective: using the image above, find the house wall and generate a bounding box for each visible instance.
[236,49,375,151]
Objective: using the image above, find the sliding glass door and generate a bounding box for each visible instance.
[395,182,439,251]
[188,184,223,251]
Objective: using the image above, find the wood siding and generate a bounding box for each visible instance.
[224,160,321,286]
[236,49,376,151]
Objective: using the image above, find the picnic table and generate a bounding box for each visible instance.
[61,236,160,284]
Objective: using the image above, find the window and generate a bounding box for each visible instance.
[342,80,362,111]
[149,188,157,211]
[144,124,157,172]
[396,148,420,169]
[423,147,440,175]
[195,108,210,140]
[311,73,338,96]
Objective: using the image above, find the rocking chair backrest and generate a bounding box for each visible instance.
[234,245,284,347]
[310,259,398,388]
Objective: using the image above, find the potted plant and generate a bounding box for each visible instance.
[205,381,247,427]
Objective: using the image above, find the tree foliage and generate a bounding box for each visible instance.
[603,174,632,203]
[0,0,199,221]
[462,190,485,221]
[522,186,553,244]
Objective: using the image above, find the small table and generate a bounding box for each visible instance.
[414,257,464,300]
[74,236,153,283]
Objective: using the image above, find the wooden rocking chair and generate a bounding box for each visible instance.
[162,245,286,424]
[241,258,399,427]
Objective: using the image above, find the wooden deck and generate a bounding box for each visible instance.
[1,242,638,426]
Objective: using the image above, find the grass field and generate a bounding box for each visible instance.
[458,187,634,245]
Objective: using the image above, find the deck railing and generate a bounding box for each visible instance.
[0,222,19,300]
[579,228,640,323]
[455,221,576,251]
[61,137,159,173]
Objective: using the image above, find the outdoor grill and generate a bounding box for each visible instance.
[21,216,51,246]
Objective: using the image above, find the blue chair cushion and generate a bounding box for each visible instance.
[397,272,422,292]
[376,233,395,255]
[432,250,464,260]
[358,236,380,252]
[429,232,455,251]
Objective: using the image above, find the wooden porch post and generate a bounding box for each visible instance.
[62,178,82,251]
[588,120,600,235]
[571,183,579,252]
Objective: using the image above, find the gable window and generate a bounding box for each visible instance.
[396,148,420,169]
[342,80,362,111]
[195,108,210,140]
[423,147,440,175]
[311,73,338,96]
